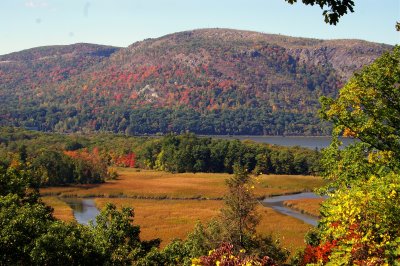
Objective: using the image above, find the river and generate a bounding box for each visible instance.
[209,135,355,150]
[262,192,326,226]
[62,192,323,226]
[62,198,100,225]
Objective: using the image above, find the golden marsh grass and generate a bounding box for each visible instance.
[94,198,312,252]
[256,205,312,252]
[283,198,325,217]
[41,196,75,222]
[94,198,222,247]
[40,168,324,199]
[41,168,322,253]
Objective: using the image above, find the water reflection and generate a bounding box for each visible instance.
[62,198,100,225]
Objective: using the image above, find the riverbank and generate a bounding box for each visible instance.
[283,198,324,218]
[41,196,75,222]
[43,195,314,253]
[93,198,312,251]
[40,168,325,199]
[41,168,324,253]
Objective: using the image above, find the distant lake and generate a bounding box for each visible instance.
[207,136,356,150]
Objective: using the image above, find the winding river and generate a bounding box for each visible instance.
[262,192,325,226]
[62,192,323,226]
[62,198,100,225]
[60,136,334,225]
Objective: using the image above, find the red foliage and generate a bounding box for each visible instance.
[346,223,362,240]
[130,92,138,99]
[64,148,95,162]
[180,90,191,104]
[331,221,341,228]
[113,152,136,168]
[300,240,338,266]
[92,147,99,156]
[203,64,209,71]
[175,68,184,77]
[141,65,159,80]
[114,93,123,102]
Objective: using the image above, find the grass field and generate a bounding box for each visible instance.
[94,198,222,247]
[94,198,312,253]
[40,168,325,199]
[257,206,312,252]
[283,198,325,217]
[41,168,322,254]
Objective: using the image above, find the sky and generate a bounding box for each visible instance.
[0,0,399,55]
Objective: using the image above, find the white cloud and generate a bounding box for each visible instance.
[25,0,48,8]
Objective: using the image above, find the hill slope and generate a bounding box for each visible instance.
[0,29,392,135]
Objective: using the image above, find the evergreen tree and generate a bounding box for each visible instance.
[221,164,260,248]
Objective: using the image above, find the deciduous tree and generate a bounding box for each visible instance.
[320,46,400,189]
[306,46,400,264]
[285,0,355,25]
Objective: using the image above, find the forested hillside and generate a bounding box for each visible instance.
[0,29,391,135]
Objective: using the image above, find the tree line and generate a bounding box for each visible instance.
[137,133,321,175]
[3,106,330,136]
[0,128,322,187]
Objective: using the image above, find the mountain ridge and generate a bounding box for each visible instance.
[0,28,393,135]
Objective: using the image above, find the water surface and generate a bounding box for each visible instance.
[63,193,324,227]
[62,198,100,225]
[209,135,355,150]
[262,192,326,226]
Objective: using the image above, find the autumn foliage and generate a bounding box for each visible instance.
[313,47,400,265]
[0,29,389,136]
[192,242,277,266]
[112,152,136,168]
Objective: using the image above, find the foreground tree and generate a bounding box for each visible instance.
[302,47,400,264]
[301,174,400,265]
[0,166,53,265]
[30,222,101,265]
[0,193,54,265]
[221,164,260,248]
[285,0,354,25]
[320,46,400,189]
[0,164,161,265]
[192,242,278,266]
[321,46,400,160]
[136,165,288,265]
[179,165,289,265]
[91,204,160,265]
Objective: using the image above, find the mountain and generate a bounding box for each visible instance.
[0,29,392,135]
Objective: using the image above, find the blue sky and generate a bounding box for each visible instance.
[0,0,399,55]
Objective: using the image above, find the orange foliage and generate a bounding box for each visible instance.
[130,92,138,99]
[301,240,338,266]
[218,79,233,89]
[343,127,357,138]
[141,65,159,80]
[64,148,102,166]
